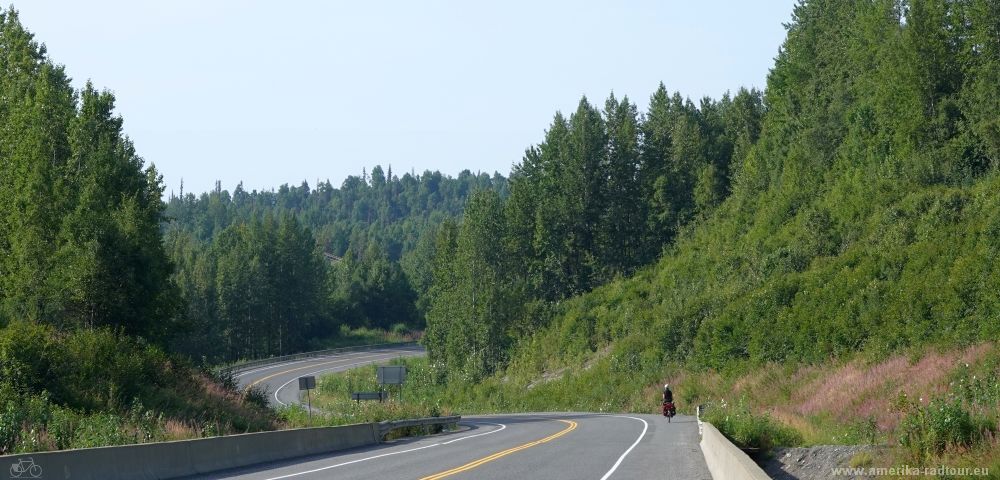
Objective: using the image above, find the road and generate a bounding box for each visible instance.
[220,346,711,479]
[233,344,426,407]
[189,413,709,480]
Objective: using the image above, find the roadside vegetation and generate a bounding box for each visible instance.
[410,0,1000,474]
[0,5,473,453]
[279,359,451,430]
[315,325,420,350]
[0,322,276,454]
[3,2,1000,473]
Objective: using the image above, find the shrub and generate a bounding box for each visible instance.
[70,412,130,448]
[390,323,409,337]
[243,384,270,410]
[897,397,985,460]
[703,397,803,452]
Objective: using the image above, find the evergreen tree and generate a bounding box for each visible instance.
[0,10,178,342]
[599,93,643,275]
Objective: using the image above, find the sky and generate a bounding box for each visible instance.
[14,1,795,197]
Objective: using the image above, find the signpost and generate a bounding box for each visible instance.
[298,376,316,425]
[377,365,406,385]
[377,365,406,402]
[351,391,385,403]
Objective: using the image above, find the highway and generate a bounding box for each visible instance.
[220,345,711,479]
[233,344,426,407]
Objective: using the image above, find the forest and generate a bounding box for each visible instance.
[411,0,1000,466]
[423,87,764,381]
[1,0,999,464]
[163,168,506,363]
[425,0,1000,378]
[0,6,505,451]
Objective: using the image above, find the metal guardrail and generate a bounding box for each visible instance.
[221,341,421,375]
[377,415,461,438]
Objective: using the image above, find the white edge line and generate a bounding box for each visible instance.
[235,347,421,378]
[440,422,506,444]
[272,351,422,406]
[599,416,648,480]
[263,422,506,480]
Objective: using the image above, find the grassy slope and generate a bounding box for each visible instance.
[0,322,277,453]
[465,166,1000,469]
[304,164,1000,471]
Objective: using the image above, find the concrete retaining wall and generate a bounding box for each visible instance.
[699,422,771,480]
[0,423,379,480]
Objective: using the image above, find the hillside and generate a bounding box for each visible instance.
[0,9,277,453]
[418,0,1000,469]
[163,168,507,363]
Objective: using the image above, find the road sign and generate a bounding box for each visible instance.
[298,376,316,426]
[377,366,406,385]
[351,391,385,402]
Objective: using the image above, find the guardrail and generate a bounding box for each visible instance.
[221,341,422,375]
[0,415,463,480]
[0,423,379,480]
[377,415,461,438]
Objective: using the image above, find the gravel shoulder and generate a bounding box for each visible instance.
[762,445,879,479]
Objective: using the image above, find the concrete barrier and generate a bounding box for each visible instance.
[0,423,379,480]
[699,422,771,480]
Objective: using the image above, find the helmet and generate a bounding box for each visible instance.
[664,384,669,389]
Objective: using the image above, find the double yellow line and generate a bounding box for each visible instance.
[419,419,578,480]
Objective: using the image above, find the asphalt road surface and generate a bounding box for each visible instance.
[189,413,711,480]
[222,346,711,479]
[233,344,426,407]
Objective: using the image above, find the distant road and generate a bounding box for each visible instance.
[233,344,426,407]
[226,346,711,479]
[189,413,711,480]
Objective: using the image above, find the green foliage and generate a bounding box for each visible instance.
[279,359,451,430]
[0,8,179,343]
[415,4,1000,469]
[326,244,418,332]
[896,395,993,461]
[0,322,275,453]
[425,88,762,382]
[164,168,507,363]
[424,192,517,381]
[461,0,1000,380]
[703,398,803,452]
[172,214,327,362]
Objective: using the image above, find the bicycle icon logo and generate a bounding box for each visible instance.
[9,457,42,478]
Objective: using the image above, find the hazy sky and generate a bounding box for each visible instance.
[15,1,794,196]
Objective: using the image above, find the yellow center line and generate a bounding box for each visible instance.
[419,419,577,480]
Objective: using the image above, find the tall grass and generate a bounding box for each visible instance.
[0,322,277,453]
[306,342,1000,472]
[702,397,803,452]
[309,325,419,350]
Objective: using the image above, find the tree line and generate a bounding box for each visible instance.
[469,0,1000,387]
[0,5,511,365]
[0,10,178,342]
[424,88,764,380]
[164,169,507,362]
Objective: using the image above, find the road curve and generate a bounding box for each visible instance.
[188,413,710,480]
[234,344,426,407]
[225,347,711,479]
